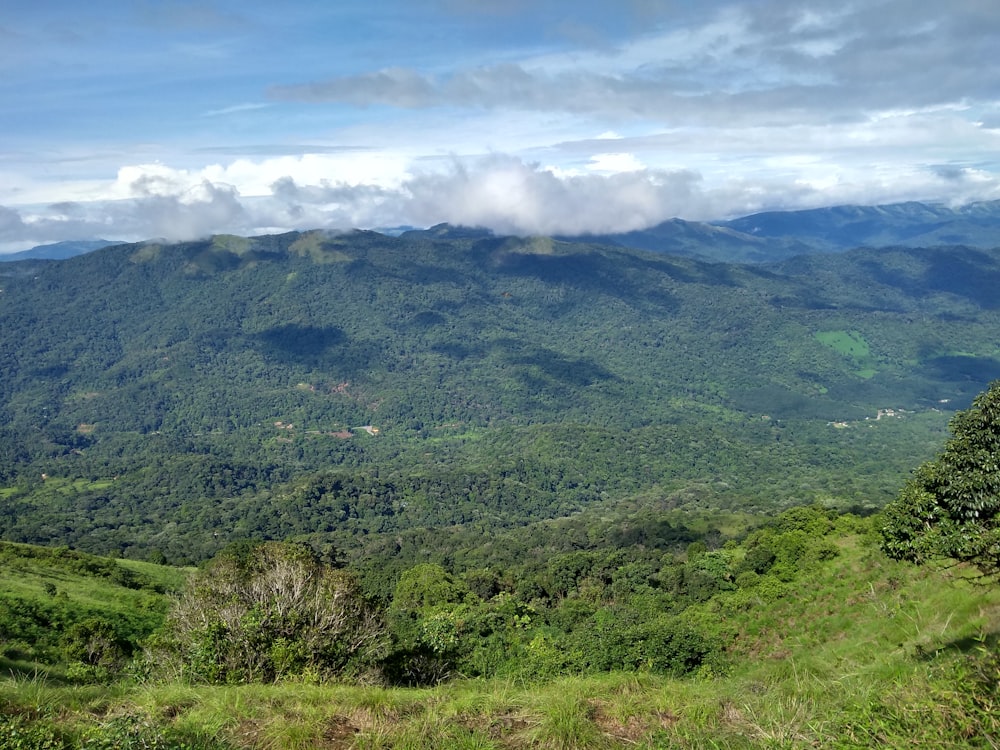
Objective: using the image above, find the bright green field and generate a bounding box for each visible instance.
[814,330,872,359]
[815,330,879,379]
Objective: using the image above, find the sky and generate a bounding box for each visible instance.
[2,0,1000,252]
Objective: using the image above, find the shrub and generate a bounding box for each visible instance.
[152,541,387,683]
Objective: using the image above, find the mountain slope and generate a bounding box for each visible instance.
[1,230,999,560]
[556,218,810,263]
[557,201,1000,263]
[719,200,1000,252]
[5,230,997,435]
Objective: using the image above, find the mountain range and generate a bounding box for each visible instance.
[561,200,1000,262]
[6,199,1000,265]
[3,213,998,749]
[0,239,124,262]
[0,218,999,562]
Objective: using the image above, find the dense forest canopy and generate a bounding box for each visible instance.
[1,230,999,563]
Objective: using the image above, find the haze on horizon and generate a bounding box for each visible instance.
[2,0,999,253]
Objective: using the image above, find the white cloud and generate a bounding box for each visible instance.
[137,181,248,240]
[5,148,1000,254]
[269,1,1000,129]
[201,102,273,118]
[587,153,645,173]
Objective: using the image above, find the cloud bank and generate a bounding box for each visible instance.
[5,152,1000,252]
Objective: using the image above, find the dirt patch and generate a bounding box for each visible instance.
[455,710,531,744]
[487,714,531,740]
[230,718,266,748]
[322,715,359,748]
[230,715,360,750]
[590,700,678,744]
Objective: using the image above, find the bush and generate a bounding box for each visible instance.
[562,609,723,676]
[152,541,387,683]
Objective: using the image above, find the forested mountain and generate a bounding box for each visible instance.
[7,200,1000,267]
[1,229,999,563]
[718,200,1000,253]
[562,200,1000,263]
[555,217,811,263]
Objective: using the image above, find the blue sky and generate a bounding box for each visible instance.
[2,0,999,251]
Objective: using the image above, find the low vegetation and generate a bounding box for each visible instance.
[1,506,998,748]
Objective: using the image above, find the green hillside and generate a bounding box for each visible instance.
[558,201,1000,263]
[1,232,999,562]
[1,511,997,748]
[720,200,1000,253]
[0,540,187,683]
[2,364,999,747]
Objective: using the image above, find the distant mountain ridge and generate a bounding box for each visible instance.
[7,200,1000,266]
[555,218,811,263]
[0,239,124,261]
[718,200,1000,253]
[449,200,1000,264]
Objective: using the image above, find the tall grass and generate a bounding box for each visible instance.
[2,531,997,748]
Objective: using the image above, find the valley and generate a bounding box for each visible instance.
[1,218,999,748]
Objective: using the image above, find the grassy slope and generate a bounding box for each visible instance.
[2,527,997,749]
[0,541,190,680]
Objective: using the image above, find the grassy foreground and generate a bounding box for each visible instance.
[2,529,998,749]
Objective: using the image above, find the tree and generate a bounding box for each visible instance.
[384,563,470,685]
[881,381,1000,578]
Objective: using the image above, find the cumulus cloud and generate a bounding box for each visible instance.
[133,181,247,240]
[5,0,1000,252]
[0,0,1000,251]
[588,153,646,173]
[396,156,701,234]
[5,150,1000,254]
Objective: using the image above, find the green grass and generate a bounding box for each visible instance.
[815,330,871,359]
[815,330,879,378]
[2,529,997,748]
[0,541,182,681]
[0,541,182,606]
[116,558,193,591]
[3,658,993,749]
